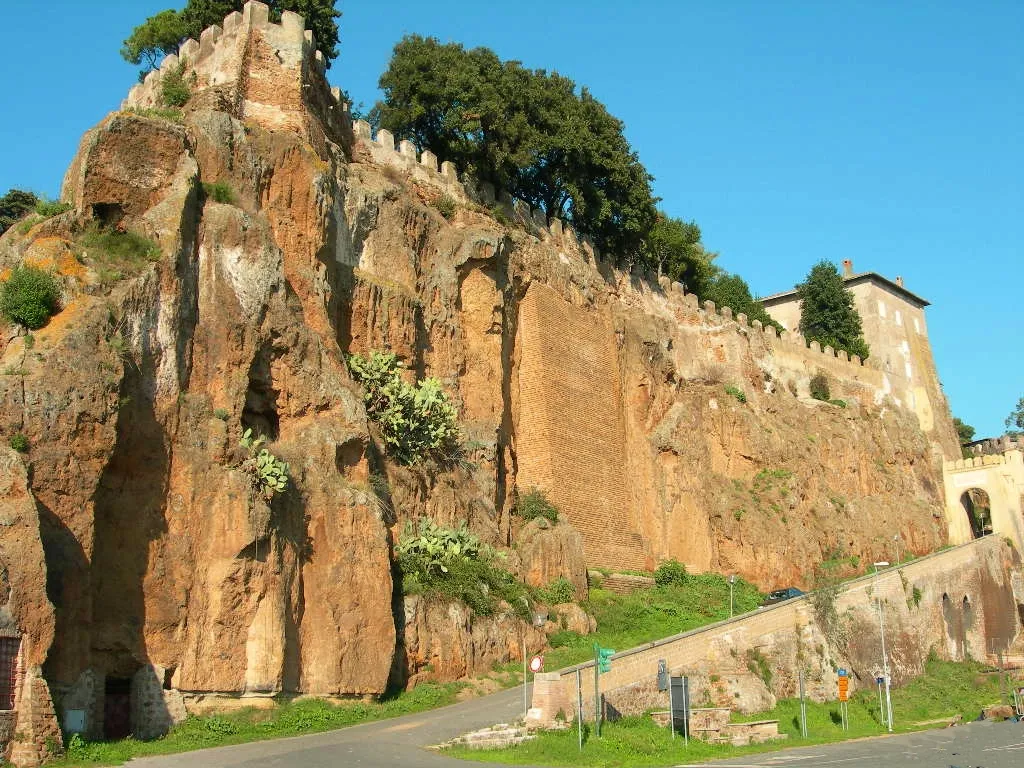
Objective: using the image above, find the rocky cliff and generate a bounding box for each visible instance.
[0,2,960,759]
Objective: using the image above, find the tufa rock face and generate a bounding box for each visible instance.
[0,0,963,751]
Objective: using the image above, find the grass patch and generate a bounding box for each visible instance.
[540,574,762,671]
[125,106,184,123]
[434,194,457,220]
[724,384,747,403]
[52,682,465,767]
[449,659,1007,767]
[202,181,235,204]
[77,225,161,284]
[514,487,559,523]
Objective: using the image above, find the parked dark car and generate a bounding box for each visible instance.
[762,587,805,606]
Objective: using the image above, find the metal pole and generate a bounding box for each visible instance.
[873,562,893,732]
[522,634,528,720]
[668,674,675,740]
[682,676,689,747]
[879,602,893,731]
[576,669,583,751]
[799,669,808,738]
[729,575,736,618]
[594,653,601,738]
[894,534,901,564]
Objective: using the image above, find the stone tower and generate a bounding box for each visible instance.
[762,260,959,458]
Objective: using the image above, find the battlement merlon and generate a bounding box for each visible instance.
[121,1,350,143]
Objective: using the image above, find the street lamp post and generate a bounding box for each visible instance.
[873,562,894,732]
[729,575,736,618]
[893,534,901,565]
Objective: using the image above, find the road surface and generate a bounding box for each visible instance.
[129,688,1023,768]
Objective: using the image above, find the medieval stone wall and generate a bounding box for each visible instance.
[530,536,1024,723]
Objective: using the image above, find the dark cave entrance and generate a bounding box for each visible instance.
[103,677,132,740]
[243,344,281,440]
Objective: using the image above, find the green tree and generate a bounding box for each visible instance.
[953,417,975,445]
[703,273,783,332]
[0,189,39,235]
[642,214,719,295]
[1006,398,1024,437]
[122,1,341,73]
[121,9,189,71]
[795,261,870,359]
[373,35,657,258]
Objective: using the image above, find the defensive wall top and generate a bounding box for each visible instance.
[121,1,350,138]
[115,3,885,392]
[351,117,883,377]
[944,448,1023,473]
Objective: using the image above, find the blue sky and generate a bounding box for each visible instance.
[1,1,1020,436]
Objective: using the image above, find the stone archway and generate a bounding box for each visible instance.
[959,488,992,539]
[943,450,1024,551]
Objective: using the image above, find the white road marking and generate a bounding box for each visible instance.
[983,741,1024,751]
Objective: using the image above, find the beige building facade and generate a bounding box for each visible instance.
[762,260,959,458]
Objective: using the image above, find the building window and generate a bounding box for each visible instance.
[0,638,20,710]
[894,310,902,327]
[913,317,921,334]
[877,300,887,318]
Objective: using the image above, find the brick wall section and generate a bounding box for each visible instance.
[516,284,645,569]
[530,536,1023,724]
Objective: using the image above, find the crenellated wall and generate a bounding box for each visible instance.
[122,1,350,143]
[943,449,1024,552]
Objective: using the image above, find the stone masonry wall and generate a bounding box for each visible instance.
[515,283,644,569]
[530,536,1023,724]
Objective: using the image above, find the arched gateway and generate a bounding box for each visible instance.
[943,449,1024,550]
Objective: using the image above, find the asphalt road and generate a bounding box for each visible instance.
[127,688,1023,768]
[678,719,1024,768]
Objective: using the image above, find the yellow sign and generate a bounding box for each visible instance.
[838,676,849,702]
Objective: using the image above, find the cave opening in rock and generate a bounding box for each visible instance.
[103,676,132,740]
[242,345,281,440]
[91,202,125,229]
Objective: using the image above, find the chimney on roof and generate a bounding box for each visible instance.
[842,259,853,277]
[895,276,904,288]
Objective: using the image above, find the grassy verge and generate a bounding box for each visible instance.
[52,682,465,767]
[540,574,762,671]
[449,659,1010,767]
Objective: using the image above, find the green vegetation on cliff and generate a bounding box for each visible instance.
[0,265,61,329]
[396,517,531,619]
[347,350,460,465]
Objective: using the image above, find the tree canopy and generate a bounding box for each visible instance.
[373,35,657,258]
[953,417,975,445]
[643,214,718,296]
[796,261,870,359]
[1006,397,1024,437]
[703,273,783,332]
[0,189,39,236]
[122,0,341,73]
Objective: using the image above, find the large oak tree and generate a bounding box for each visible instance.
[373,35,657,259]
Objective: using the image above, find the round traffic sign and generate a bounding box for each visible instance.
[529,655,543,673]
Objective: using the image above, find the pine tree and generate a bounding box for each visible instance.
[796,261,870,360]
